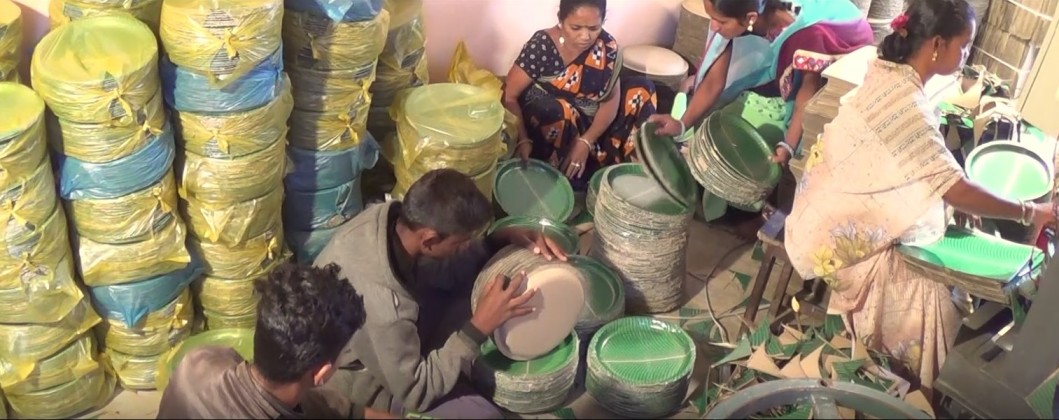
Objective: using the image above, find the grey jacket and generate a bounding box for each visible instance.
[314,202,491,413]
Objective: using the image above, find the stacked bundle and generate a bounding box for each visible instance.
[48,0,163,33]
[32,15,195,391]
[282,0,386,263]
[160,0,291,330]
[0,83,112,418]
[0,0,20,83]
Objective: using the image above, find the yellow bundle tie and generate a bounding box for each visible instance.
[102,289,193,357]
[104,349,163,390]
[181,184,282,247]
[74,214,192,287]
[178,136,288,204]
[0,206,71,274]
[288,108,369,151]
[0,299,102,386]
[173,74,292,159]
[0,252,84,325]
[65,171,178,245]
[45,90,166,164]
[288,62,375,113]
[282,9,389,71]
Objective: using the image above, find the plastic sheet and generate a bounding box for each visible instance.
[89,260,202,329]
[105,349,161,390]
[1,334,98,395]
[288,107,372,151]
[287,222,342,263]
[202,310,256,330]
[283,177,363,231]
[56,125,176,201]
[45,91,166,164]
[65,171,178,245]
[288,62,375,113]
[0,163,59,259]
[1,207,70,277]
[381,0,420,26]
[160,48,283,113]
[0,80,44,151]
[371,55,427,108]
[74,215,192,287]
[49,0,164,33]
[283,9,388,71]
[0,252,82,325]
[173,75,293,159]
[0,299,100,382]
[101,289,193,357]
[195,259,281,317]
[5,363,115,420]
[178,136,287,204]
[285,0,381,22]
[390,154,496,201]
[366,105,396,143]
[31,14,159,124]
[159,0,283,87]
[447,41,520,153]
[181,185,283,246]
[189,223,288,279]
[0,0,21,82]
[285,135,379,191]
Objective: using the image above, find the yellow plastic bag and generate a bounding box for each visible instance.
[49,0,163,33]
[31,14,159,125]
[0,83,46,176]
[5,363,115,419]
[2,334,98,395]
[181,185,282,247]
[195,259,282,317]
[178,137,287,204]
[447,41,520,163]
[0,252,83,325]
[104,349,162,390]
[288,106,371,151]
[0,163,60,267]
[159,0,283,87]
[0,206,70,277]
[379,16,425,73]
[371,56,428,108]
[203,310,256,330]
[188,223,288,280]
[74,215,192,287]
[283,9,388,71]
[382,0,420,28]
[288,62,375,113]
[0,0,22,82]
[391,152,497,200]
[46,91,165,164]
[173,75,292,159]
[101,289,193,357]
[65,171,179,245]
[0,298,101,384]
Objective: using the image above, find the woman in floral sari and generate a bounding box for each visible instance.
[502,0,657,185]
[785,0,1055,396]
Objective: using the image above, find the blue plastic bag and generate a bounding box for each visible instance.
[284,0,382,23]
[89,257,202,328]
[56,124,175,200]
[285,132,379,192]
[283,177,363,231]
[287,222,345,264]
[160,48,284,114]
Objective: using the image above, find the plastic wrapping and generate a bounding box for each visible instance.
[45,91,166,164]
[31,14,159,124]
[189,223,288,279]
[285,0,381,22]
[101,288,193,357]
[49,0,163,33]
[283,9,388,71]
[181,185,283,246]
[89,260,202,329]
[0,299,101,382]
[56,125,176,201]
[178,136,288,204]
[0,163,59,258]
[195,259,281,316]
[288,62,375,113]
[288,107,371,151]
[0,253,82,325]
[173,75,293,159]
[74,215,192,287]
[287,222,342,263]
[65,171,179,245]
[371,55,427,108]
[447,41,520,151]
[366,105,396,143]
[379,14,424,69]
[160,48,283,113]
[0,0,21,82]
[1,207,70,278]
[285,135,378,191]
[202,310,256,330]
[2,334,98,395]
[159,0,283,87]
[5,363,115,419]
[104,349,162,390]
[0,80,44,151]
[283,177,363,231]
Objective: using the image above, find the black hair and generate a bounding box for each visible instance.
[879,0,976,63]
[558,0,607,22]
[711,0,787,19]
[252,262,365,384]
[400,168,492,238]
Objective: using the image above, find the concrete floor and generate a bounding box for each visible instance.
[79,214,796,419]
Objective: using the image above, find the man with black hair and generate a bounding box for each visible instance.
[157,263,393,419]
[315,168,568,419]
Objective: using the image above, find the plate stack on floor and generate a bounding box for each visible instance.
[160,0,292,330]
[0,0,21,83]
[32,15,197,393]
[282,0,387,263]
[47,0,163,34]
[0,84,113,418]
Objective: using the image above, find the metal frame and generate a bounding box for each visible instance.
[705,379,931,419]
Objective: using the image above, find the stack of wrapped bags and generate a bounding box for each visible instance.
[282,0,386,262]
[48,0,163,33]
[160,0,291,330]
[0,0,20,83]
[0,83,113,418]
[32,15,196,392]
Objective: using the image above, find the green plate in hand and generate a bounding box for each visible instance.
[636,121,698,210]
[156,328,255,390]
[705,112,781,187]
[588,316,695,385]
[488,215,580,255]
[898,225,1044,281]
[965,141,1052,202]
[493,158,575,222]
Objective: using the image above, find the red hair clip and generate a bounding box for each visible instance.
[890,14,909,32]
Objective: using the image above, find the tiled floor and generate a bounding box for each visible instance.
[80,216,797,419]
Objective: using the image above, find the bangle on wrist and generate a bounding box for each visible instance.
[577,137,594,149]
[677,119,687,136]
[776,142,794,156]
[515,138,532,149]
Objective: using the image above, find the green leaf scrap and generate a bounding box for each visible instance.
[733,271,753,291]
[552,407,576,419]
[712,337,753,367]
[752,242,765,261]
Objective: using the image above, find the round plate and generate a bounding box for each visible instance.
[568,255,624,329]
[621,45,689,78]
[682,0,707,17]
[494,263,586,361]
[479,333,578,377]
[0,83,44,142]
[488,215,580,255]
[586,166,607,217]
[156,328,255,390]
[403,82,505,145]
[637,121,698,209]
[604,163,690,216]
[705,112,781,186]
[588,316,695,386]
[494,158,575,222]
[965,140,1052,202]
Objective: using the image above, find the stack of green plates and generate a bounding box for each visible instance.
[487,216,580,255]
[688,112,780,211]
[493,159,575,222]
[586,317,696,418]
[567,255,624,335]
[155,328,255,390]
[718,91,787,148]
[586,163,635,218]
[472,333,579,414]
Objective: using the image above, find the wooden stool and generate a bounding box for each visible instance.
[739,229,828,337]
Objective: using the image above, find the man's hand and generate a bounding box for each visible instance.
[491,227,568,261]
[471,272,537,335]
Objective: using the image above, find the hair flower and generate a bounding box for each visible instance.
[890,14,910,34]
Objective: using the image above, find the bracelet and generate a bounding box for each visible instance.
[775,142,794,156]
[1018,200,1033,226]
[577,137,594,149]
[677,119,687,136]
[515,138,532,149]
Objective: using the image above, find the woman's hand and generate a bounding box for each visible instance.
[680,75,696,94]
[1032,202,1057,228]
[562,139,591,179]
[647,114,684,137]
[770,146,792,165]
[953,211,982,229]
[516,137,533,164]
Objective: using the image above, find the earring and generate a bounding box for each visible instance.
[559,36,565,46]
[748,20,755,32]
[932,51,938,61]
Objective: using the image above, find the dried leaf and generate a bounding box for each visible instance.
[779,327,803,344]
[780,355,808,378]
[829,334,852,350]
[791,296,801,313]
[800,346,825,379]
[905,390,936,418]
[747,345,783,377]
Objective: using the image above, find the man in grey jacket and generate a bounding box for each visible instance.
[314,168,567,418]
